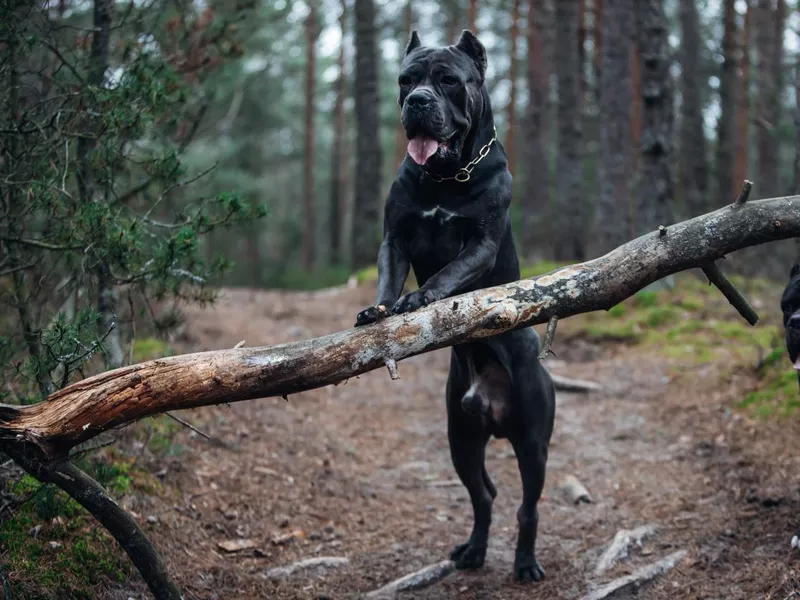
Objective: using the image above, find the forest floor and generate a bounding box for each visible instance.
[6,272,800,599]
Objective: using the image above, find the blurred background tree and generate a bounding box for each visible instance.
[3,0,800,398]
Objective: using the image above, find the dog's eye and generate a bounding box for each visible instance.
[398,76,413,87]
[441,75,459,86]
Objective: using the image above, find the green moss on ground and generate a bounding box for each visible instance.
[1,451,160,598]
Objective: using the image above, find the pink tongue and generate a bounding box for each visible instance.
[408,137,438,165]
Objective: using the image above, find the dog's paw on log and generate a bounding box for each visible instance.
[392,288,442,315]
[354,305,391,327]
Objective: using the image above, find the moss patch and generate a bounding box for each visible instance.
[1,451,160,598]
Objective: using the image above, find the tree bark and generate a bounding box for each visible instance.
[634,0,674,235]
[507,0,521,176]
[753,0,783,199]
[734,1,751,194]
[631,41,642,174]
[394,0,413,170]
[331,0,348,265]
[303,0,318,271]
[554,0,585,261]
[595,0,633,255]
[467,0,478,33]
[594,0,604,83]
[717,0,738,206]
[353,0,382,268]
[521,0,552,258]
[678,0,709,218]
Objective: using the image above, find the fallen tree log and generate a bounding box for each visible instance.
[1,192,798,599]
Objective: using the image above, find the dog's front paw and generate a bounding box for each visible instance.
[450,541,486,570]
[354,305,390,327]
[392,289,441,315]
[513,554,544,582]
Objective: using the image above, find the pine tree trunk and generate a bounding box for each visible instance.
[754,0,780,199]
[330,0,348,265]
[634,0,674,235]
[795,50,800,195]
[594,0,604,82]
[303,0,317,271]
[521,0,552,258]
[468,0,478,32]
[554,0,585,261]
[631,42,642,175]
[577,0,587,104]
[394,0,413,170]
[716,0,738,205]
[678,0,709,218]
[734,1,751,192]
[507,0,521,176]
[353,0,382,268]
[595,0,633,255]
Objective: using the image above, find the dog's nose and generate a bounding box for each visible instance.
[406,90,432,108]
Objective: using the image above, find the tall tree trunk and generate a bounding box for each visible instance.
[754,0,780,199]
[330,0,348,265]
[521,0,552,258]
[468,0,478,32]
[734,1,751,191]
[577,0,587,103]
[595,0,633,255]
[678,0,709,217]
[444,0,459,44]
[716,0,738,205]
[77,0,125,370]
[795,48,800,195]
[594,0,604,82]
[631,42,642,174]
[634,0,674,234]
[353,0,382,268]
[507,0,521,176]
[303,0,318,271]
[554,0,585,261]
[394,0,413,169]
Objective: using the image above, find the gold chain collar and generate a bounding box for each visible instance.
[425,127,498,183]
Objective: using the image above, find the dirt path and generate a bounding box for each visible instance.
[120,285,800,599]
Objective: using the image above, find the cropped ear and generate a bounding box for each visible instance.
[404,30,422,56]
[455,29,487,81]
[791,264,800,278]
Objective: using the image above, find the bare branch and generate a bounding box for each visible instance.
[701,261,760,325]
[734,180,753,205]
[538,317,559,360]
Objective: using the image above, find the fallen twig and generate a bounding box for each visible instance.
[365,559,455,598]
[549,373,603,393]
[594,524,657,576]
[538,316,559,359]
[562,474,593,504]
[263,556,349,580]
[701,261,759,325]
[583,550,687,600]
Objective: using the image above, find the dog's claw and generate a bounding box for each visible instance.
[450,541,486,570]
[513,556,544,582]
[354,305,390,327]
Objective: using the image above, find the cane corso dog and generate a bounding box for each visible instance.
[781,264,800,384]
[354,30,555,582]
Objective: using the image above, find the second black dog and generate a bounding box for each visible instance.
[354,30,555,582]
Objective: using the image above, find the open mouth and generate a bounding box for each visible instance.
[407,132,459,166]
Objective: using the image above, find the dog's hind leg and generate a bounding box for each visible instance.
[509,434,548,582]
[447,424,493,570]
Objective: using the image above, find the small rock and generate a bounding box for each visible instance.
[276,515,290,528]
[146,515,158,524]
[223,510,238,520]
[253,548,267,558]
[48,541,62,550]
[323,523,335,534]
[308,531,322,541]
[217,538,256,553]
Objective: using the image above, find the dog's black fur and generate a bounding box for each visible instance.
[354,30,555,582]
[781,264,800,384]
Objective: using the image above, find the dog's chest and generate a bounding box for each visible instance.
[407,204,469,267]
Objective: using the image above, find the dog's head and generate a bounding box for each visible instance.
[397,29,488,169]
[781,264,800,368]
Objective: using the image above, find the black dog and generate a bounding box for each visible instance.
[781,264,800,384]
[354,30,555,582]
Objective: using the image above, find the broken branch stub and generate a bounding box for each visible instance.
[1,195,799,461]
